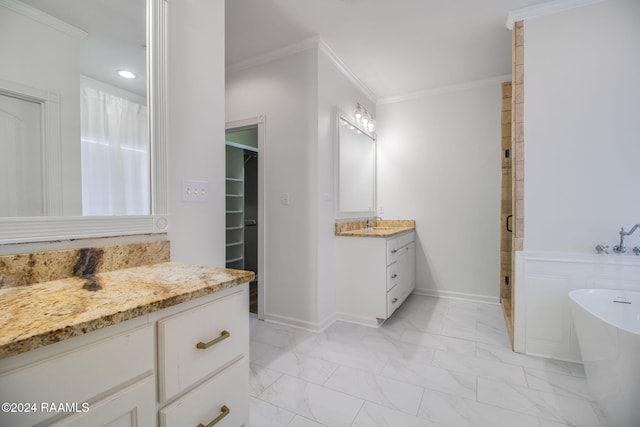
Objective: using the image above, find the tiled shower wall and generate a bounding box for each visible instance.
[512,21,525,252]
[500,82,512,302]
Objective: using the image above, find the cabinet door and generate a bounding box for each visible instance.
[406,242,416,293]
[395,244,409,290]
[0,325,153,427]
[50,375,155,427]
[397,242,416,295]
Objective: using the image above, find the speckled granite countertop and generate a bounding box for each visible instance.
[0,262,254,360]
[335,219,415,238]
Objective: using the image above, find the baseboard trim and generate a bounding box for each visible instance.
[335,312,384,328]
[261,290,500,333]
[262,312,336,333]
[413,288,500,305]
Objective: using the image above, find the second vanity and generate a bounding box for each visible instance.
[335,220,416,327]
[0,244,253,427]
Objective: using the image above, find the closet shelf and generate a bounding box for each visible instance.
[226,143,248,270]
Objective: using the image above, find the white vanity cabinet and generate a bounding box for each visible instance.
[0,285,249,427]
[336,231,415,326]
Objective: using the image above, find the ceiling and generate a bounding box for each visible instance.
[226,0,548,100]
[21,0,147,98]
[16,0,550,102]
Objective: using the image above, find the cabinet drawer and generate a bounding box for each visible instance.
[0,325,153,427]
[159,357,249,427]
[386,232,415,265]
[158,289,248,402]
[387,281,405,317]
[387,262,400,291]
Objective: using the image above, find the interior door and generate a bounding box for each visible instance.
[0,92,43,216]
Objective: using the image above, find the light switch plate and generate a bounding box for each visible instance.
[182,179,209,202]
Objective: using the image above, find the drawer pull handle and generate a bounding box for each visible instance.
[196,330,230,350]
[197,405,230,427]
[391,249,398,254]
[391,273,398,279]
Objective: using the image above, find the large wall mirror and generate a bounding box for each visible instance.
[335,113,376,219]
[0,0,167,244]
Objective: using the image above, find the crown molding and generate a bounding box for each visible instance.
[377,74,512,106]
[317,39,376,103]
[226,36,321,74]
[0,0,87,40]
[226,36,377,103]
[506,0,606,29]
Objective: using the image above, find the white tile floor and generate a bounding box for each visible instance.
[248,294,606,427]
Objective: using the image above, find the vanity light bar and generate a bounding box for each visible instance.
[353,103,376,132]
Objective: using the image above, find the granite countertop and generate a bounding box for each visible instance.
[0,262,254,360]
[335,219,415,238]
[336,227,415,238]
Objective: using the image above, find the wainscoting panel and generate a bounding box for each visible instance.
[514,251,640,362]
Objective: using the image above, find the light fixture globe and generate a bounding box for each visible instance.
[361,111,370,126]
[354,104,364,121]
[367,119,376,132]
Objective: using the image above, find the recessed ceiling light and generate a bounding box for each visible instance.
[117,70,137,79]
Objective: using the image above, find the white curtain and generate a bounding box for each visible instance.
[80,84,149,216]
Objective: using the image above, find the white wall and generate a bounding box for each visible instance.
[167,0,226,266]
[226,49,319,326]
[226,43,375,329]
[515,0,640,360]
[376,82,502,302]
[317,47,376,324]
[524,0,640,253]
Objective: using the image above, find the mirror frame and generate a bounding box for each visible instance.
[335,110,377,219]
[0,0,168,244]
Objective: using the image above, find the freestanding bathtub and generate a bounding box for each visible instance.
[569,289,640,427]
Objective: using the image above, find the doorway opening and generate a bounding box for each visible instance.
[225,117,265,318]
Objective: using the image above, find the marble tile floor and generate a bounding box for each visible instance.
[249,294,606,427]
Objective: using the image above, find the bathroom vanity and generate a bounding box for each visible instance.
[0,260,253,427]
[335,220,415,326]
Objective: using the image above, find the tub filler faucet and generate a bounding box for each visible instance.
[613,224,640,254]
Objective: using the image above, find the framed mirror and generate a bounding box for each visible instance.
[0,0,167,244]
[335,112,376,219]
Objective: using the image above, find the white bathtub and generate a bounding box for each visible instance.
[569,289,640,427]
